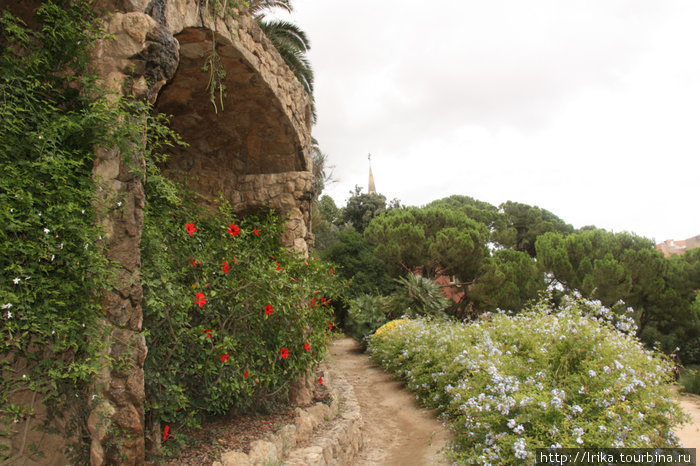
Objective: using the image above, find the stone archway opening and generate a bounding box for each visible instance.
[154,28,312,250]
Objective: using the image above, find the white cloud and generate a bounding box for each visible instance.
[277,0,700,241]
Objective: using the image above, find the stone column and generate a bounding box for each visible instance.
[86,7,178,464]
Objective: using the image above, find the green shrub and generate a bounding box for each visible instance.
[679,365,700,395]
[387,273,449,319]
[345,294,390,345]
[369,296,687,465]
[141,193,343,432]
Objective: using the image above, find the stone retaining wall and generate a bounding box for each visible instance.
[214,362,363,466]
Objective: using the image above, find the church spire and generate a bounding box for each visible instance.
[368,153,377,195]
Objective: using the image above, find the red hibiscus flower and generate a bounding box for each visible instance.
[227,223,240,237]
[202,329,212,338]
[163,425,173,442]
[195,292,206,308]
[280,348,289,359]
[304,342,310,352]
[220,352,229,363]
[264,304,274,315]
[185,223,196,236]
[318,377,323,384]
[222,260,229,274]
[328,322,333,330]
[243,370,249,379]
[253,227,260,236]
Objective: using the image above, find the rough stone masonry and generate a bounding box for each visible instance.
[84,0,314,464]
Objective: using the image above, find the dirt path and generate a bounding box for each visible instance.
[328,337,452,466]
[674,390,700,450]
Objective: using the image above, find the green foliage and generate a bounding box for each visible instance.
[141,185,343,430]
[536,229,700,362]
[0,1,119,457]
[679,365,700,395]
[496,201,574,257]
[368,296,687,464]
[321,229,394,297]
[470,249,544,313]
[364,205,489,282]
[387,273,449,319]
[340,185,388,233]
[344,294,390,345]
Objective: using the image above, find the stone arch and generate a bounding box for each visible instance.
[153,24,314,251]
[84,2,315,463]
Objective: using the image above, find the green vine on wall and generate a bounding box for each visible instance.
[0,2,183,462]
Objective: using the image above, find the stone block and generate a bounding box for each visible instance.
[220,450,250,466]
[247,439,278,465]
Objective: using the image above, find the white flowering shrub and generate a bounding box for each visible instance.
[368,296,688,465]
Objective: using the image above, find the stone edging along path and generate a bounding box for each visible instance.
[212,361,363,466]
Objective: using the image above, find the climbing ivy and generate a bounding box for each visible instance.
[0,2,181,462]
[0,1,112,461]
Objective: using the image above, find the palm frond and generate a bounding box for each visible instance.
[247,0,293,15]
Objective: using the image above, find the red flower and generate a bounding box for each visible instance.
[220,352,229,363]
[304,342,310,352]
[328,322,333,330]
[264,304,274,315]
[185,223,196,236]
[195,292,206,308]
[232,255,239,264]
[203,328,212,338]
[163,424,173,442]
[253,227,260,236]
[190,258,202,267]
[276,261,281,271]
[280,347,289,359]
[227,223,240,237]
[310,296,316,308]
[318,377,323,384]
[243,370,249,378]
[222,260,229,274]
[290,277,298,283]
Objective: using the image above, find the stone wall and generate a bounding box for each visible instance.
[0,1,314,462]
[89,1,314,464]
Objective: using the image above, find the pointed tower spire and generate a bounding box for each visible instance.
[368,153,377,195]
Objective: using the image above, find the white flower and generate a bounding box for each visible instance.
[588,370,597,377]
[507,419,517,429]
[13,278,20,285]
[43,228,50,234]
[571,405,583,415]
[1,303,12,309]
[81,209,85,214]
[51,255,55,261]
[117,201,122,207]
[513,424,525,434]
[5,311,11,319]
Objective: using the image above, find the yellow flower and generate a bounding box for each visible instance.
[374,319,412,337]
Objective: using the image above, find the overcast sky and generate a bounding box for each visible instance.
[273,0,699,242]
